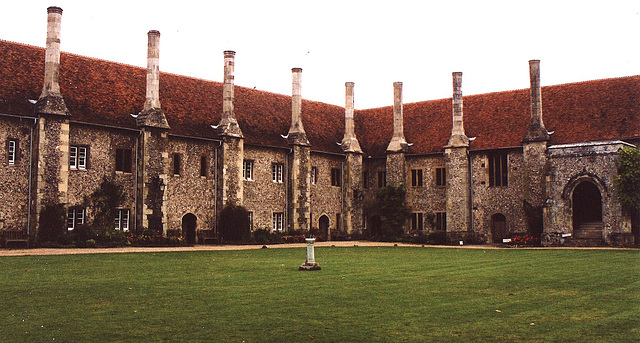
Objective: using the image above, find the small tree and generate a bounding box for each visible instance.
[371,185,411,239]
[615,146,640,212]
[218,204,251,242]
[615,146,640,243]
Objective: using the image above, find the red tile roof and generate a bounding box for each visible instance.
[357,76,640,155]
[1,40,638,156]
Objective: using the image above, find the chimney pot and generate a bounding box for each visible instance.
[36,5,69,116]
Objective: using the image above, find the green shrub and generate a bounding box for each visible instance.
[70,224,97,247]
[38,203,66,244]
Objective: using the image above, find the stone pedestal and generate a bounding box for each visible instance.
[299,238,321,271]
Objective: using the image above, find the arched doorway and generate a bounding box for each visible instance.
[182,213,197,244]
[319,215,330,238]
[491,213,507,243]
[572,181,603,239]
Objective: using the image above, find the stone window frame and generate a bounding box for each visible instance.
[115,148,133,174]
[311,166,317,185]
[172,153,182,176]
[243,160,254,181]
[377,171,386,188]
[67,206,85,231]
[272,212,284,231]
[411,169,423,187]
[331,167,342,187]
[7,138,17,165]
[69,145,88,170]
[115,208,130,231]
[272,163,284,183]
[411,212,424,231]
[435,167,446,187]
[363,170,369,189]
[200,155,208,177]
[488,152,508,187]
[435,212,447,231]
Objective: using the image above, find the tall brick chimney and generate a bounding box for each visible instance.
[287,67,309,146]
[386,82,407,152]
[136,30,170,129]
[446,72,469,147]
[35,6,69,116]
[523,60,549,142]
[215,50,242,137]
[341,82,362,153]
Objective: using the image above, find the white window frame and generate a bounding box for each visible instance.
[243,160,254,180]
[8,139,16,165]
[272,163,284,183]
[70,146,87,170]
[67,207,85,231]
[272,212,284,232]
[311,166,317,185]
[115,209,130,231]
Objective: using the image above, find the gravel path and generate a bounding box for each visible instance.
[0,241,427,257]
[0,241,627,257]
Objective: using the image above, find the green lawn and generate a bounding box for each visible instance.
[1,247,638,342]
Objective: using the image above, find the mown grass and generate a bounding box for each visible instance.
[0,247,638,342]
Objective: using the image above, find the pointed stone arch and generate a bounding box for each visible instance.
[563,175,605,244]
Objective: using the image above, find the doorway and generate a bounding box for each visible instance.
[182,213,197,244]
[319,215,330,238]
[491,213,507,243]
[572,181,603,238]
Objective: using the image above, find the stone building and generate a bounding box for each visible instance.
[0,7,638,247]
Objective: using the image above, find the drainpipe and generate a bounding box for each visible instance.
[341,156,346,235]
[285,148,293,232]
[134,131,141,233]
[213,140,222,236]
[26,117,37,236]
[468,150,474,238]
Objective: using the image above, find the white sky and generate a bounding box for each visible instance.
[1,0,638,109]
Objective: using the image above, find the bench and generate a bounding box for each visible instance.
[198,229,218,244]
[1,229,29,248]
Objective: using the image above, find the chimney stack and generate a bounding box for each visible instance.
[35,6,69,116]
[215,51,242,137]
[341,82,362,153]
[136,30,169,129]
[386,82,407,152]
[286,68,309,145]
[446,72,469,147]
[223,50,235,117]
[144,30,161,110]
[524,60,549,142]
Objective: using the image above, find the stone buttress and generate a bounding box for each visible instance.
[522,60,550,237]
[215,51,244,221]
[444,72,471,242]
[136,30,171,234]
[385,82,408,187]
[286,68,311,232]
[340,82,363,234]
[33,6,71,237]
